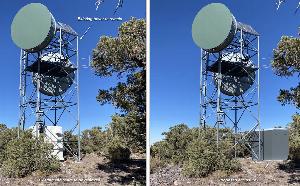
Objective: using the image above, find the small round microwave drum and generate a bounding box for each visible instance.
[213,53,255,96]
[192,3,237,52]
[32,53,75,96]
[11,3,56,53]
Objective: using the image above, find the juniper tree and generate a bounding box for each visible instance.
[92,18,146,151]
[272,36,300,108]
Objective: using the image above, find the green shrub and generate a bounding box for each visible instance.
[151,124,241,178]
[288,114,300,162]
[1,133,60,178]
[161,124,194,164]
[183,139,218,177]
[150,141,170,172]
[109,113,146,153]
[151,141,171,160]
[105,137,131,163]
[63,131,79,159]
[81,127,106,155]
[183,138,241,178]
[0,125,18,165]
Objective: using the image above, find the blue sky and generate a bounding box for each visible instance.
[150,0,299,144]
[0,0,145,131]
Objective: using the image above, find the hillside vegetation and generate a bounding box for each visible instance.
[151,115,300,178]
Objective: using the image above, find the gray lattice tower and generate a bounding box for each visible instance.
[12,3,81,161]
[192,3,262,160]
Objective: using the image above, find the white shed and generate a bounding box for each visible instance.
[29,125,64,161]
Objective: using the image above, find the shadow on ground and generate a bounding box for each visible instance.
[97,159,146,185]
[278,161,300,184]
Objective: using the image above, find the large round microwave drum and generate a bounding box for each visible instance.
[213,53,255,96]
[11,3,56,53]
[33,53,75,97]
[192,3,237,53]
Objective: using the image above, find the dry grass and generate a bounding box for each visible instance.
[151,158,300,186]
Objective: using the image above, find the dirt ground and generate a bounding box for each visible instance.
[0,153,146,186]
[150,158,300,186]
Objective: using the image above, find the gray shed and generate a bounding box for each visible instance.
[252,128,289,161]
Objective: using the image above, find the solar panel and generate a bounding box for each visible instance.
[237,22,259,36]
[56,22,78,36]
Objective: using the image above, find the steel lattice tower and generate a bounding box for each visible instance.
[14,4,81,161]
[199,24,262,159]
[192,3,263,160]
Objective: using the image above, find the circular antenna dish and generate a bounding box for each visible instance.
[33,53,75,96]
[213,53,255,96]
[192,3,237,52]
[11,3,56,53]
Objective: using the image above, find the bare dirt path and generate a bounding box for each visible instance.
[150,158,300,186]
